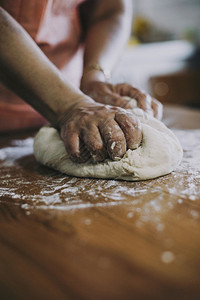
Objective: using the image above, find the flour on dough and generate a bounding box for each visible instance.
[34,108,183,181]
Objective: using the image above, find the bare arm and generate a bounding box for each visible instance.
[80,0,163,119]
[81,0,132,83]
[0,7,93,125]
[0,7,142,162]
[84,0,132,72]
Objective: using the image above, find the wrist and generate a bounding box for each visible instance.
[81,64,111,93]
[55,95,95,129]
[83,64,111,81]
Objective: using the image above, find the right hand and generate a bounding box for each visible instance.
[59,101,142,163]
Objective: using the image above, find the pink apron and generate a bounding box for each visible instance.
[0,0,85,131]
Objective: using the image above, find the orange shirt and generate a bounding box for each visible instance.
[0,0,86,131]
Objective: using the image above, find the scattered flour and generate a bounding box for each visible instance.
[0,129,199,230]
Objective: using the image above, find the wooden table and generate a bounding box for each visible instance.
[0,105,200,300]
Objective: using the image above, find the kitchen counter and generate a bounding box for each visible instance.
[0,105,200,300]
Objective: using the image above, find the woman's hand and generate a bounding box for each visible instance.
[81,78,163,120]
[59,101,142,163]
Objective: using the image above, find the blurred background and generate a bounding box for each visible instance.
[113,0,200,108]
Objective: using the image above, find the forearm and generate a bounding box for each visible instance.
[0,8,92,125]
[82,0,132,81]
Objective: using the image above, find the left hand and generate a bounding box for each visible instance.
[81,80,163,120]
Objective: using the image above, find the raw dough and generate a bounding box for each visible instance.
[34,108,183,181]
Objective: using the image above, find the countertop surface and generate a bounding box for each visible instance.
[0,105,200,300]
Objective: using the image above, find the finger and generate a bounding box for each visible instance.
[144,94,153,114]
[115,83,137,96]
[61,124,90,163]
[105,93,127,107]
[116,83,148,111]
[121,96,138,109]
[79,140,92,163]
[81,125,107,162]
[106,93,138,110]
[93,89,129,109]
[115,111,142,150]
[62,131,82,162]
[128,90,153,115]
[152,98,163,120]
[99,119,126,160]
[129,90,148,111]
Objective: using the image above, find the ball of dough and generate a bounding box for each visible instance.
[34,108,183,181]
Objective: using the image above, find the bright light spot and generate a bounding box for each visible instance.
[161,251,175,264]
[84,219,91,225]
[190,210,199,219]
[157,223,165,231]
[127,212,134,218]
[154,82,169,97]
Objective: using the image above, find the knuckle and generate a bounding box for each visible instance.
[70,151,80,159]
[109,141,126,160]
[126,112,138,122]
[111,128,125,142]
[90,140,104,153]
[67,143,79,156]
[91,148,107,163]
[129,129,142,149]
[65,121,75,132]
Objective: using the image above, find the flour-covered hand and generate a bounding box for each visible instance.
[59,102,142,163]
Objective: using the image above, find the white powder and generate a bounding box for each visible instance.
[161,251,175,264]
[0,129,199,225]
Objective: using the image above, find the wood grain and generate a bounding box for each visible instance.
[0,105,200,300]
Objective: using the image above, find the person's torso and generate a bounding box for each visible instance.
[0,0,86,131]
